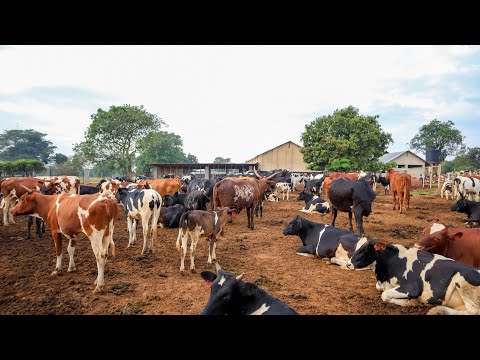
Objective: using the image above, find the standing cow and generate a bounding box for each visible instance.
[386,169,411,214]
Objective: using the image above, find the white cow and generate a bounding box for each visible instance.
[274,182,291,201]
[454,176,480,201]
[440,180,453,200]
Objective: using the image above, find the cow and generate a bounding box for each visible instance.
[185,190,209,211]
[376,176,390,195]
[164,191,188,207]
[213,169,279,229]
[297,190,330,214]
[159,204,187,228]
[328,172,358,181]
[187,178,218,209]
[10,188,118,293]
[346,239,480,315]
[79,184,100,195]
[36,176,80,195]
[386,169,411,214]
[328,177,376,236]
[358,172,377,190]
[440,180,453,200]
[1,177,47,225]
[99,179,123,199]
[283,215,367,268]
[175,207,231,273]
[454,176,480,202]
[290,173,305,191]
[147,178,182,197]
[115,187,162,255]
[274,182,291,201]
[322,177,332,197]
[200,262,298,315]
[414,221,480,268]
[451,195,480,227]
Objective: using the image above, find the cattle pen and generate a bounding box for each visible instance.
[147,162,258,179]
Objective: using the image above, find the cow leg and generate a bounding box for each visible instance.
[427,306,469,315]
[348,211,353,233]
[36,217,43,238]
[42,220,46,234]
[90,230,108,294]
[287,189,290,201]
[211,240,217,262]
[249,207,254,230]
[331,208,338,228]
[189,234,199,272]
[67,239,76,272]
[3,198,11,225]
[51,230,63,275]
[381,287,411,305]
[27,216,33,239]
[353,208,364,236]
[296,245,315,257]
[391,192,396,210]
[141,214,153,255]
[127,217,133,247]
[179,230,188,273]
[228,213,233,223]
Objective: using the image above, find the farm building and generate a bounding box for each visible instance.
[246,141,309,172]
[147,162,257,179]
[379,150,426,178]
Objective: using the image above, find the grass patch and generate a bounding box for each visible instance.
[411,191,428,195]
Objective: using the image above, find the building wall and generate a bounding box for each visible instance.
[247,142,308,171]
[390,152,425,179]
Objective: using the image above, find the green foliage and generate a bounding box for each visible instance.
[54,153,69,165]
[0,129,56,163]
[377,161,398,172]
[135,131,193,174]
[186,153,198,163]
[74,104,165,177]
[326,158,351,172]
[301,106,393,170]
[0,159,45,176]
[441,147,480,172]
[409,119,465,162]
[214,157,231,163]
[307,164,321,171]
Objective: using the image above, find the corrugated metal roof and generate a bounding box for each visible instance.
[379,150,426,164]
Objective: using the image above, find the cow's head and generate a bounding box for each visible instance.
[346,239,384,269]
[10,186,37,216]
[451,197,468,212]
[282,215,304,236]
[414,223,463,255]
[100,180,122,199]
[200,263,258,315]
[297,190,311,201]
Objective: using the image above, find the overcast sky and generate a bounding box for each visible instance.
[0,45,479,163]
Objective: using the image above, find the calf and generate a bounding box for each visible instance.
[164,191,187,207]
[451,196,480,227]
[176,208,231,273]
[159,204,187,228]
[10,188,118,293]
[440,180,453,200]
[185,190,209,211]
[283,215,367,268]
[328,178,376,236]
[376,176,390,195]
[274,182,291,201]
[116,187,162,254]
[347,240,480,315]
[414,221,480,268]
[297,190,330,214]
[200,263,298,315]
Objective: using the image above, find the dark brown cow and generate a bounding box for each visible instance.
[386,168,412,214]
[10,188,118,293]
[1,177,46,225]
[414,221,480,268]
[146,178,182,197]
[175,207,231,273]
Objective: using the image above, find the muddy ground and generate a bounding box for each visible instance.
[0,181,469,315]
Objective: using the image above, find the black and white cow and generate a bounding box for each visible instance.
[159,204,187,228]
[451,196,480,227]
[297,190,330,214]
[115,187,162,254]
[200,263,298,315]
[328,178,376,236]
[282,215,367,268]
[376,176,390,195]
[304,178,325,196]
[290,173,305,191]
[164,191,188,207]
[185,190,209,211]
[79,184,101,195]
[187,178,218,209]
[347,240,480,315]
[273,182,291,201]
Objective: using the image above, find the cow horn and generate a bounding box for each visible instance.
[20,185,34,193]
[215,262,221,272]
[236,273,245,281]
[253,167,262,179]
[266,171,281,180]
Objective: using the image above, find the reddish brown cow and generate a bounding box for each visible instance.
[414,221,480,268]
[328,172,358,181]
[146,178,181,197]
[1,177,46,225]
[10,188,118,293]
[322,177,332,197]
[386,169,411,214]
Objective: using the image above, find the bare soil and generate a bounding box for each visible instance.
[0,181,467,315]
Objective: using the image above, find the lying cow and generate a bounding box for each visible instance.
[200,263,298,315]
[176,207,231,273]
[297,190,330,214]
[164,191,187,207]
[282,215,367,268]
[185,190,209,211]
[414,221,480,268]
[347,239,480,315]
[159,204,187,228]
[451,195,480,227]
[116,187,162,255]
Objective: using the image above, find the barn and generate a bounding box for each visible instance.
[379,150,426,178]
[246,141,309,172]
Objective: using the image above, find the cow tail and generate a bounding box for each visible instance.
[176,212,188,251]
[213,184,219,210]
[469,177,475,187]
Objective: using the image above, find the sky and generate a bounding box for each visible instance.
[0,45,479,163]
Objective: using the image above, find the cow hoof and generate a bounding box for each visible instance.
[67,267,77,273]
[190,269,197,273]
[180,270,186,276]
[92,285,104,294]
[51,270,60,276]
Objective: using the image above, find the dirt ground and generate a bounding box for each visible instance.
[0,180,470,315]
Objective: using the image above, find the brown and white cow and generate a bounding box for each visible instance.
[36,176,80,194]
[175,207,231,273]
[386,169,411,214]
[414,221,480,268]
[10,188,118,293]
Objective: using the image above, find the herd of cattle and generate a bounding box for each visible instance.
[1,167,480,315]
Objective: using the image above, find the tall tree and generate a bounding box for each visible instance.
[213,157,231,163]
[301,106,393,170]
[54,153,69,165]
[409,119,465,162]
[0,129,56,163]
[135,131,194,174]
[186,153,199,163]
[442,146,480,172]
[74,104,165,177]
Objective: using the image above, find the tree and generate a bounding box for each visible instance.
[327,158,351,172]
[74,104,165,177]
[54,153,69,165]
[214,157,231,163]
[301,106,393,170]
[135,131,193,174]
[0,129,56,163]
[441,147,480,172]
[0,159,45,176]
[409,119,465,162]
[186,153,198,163]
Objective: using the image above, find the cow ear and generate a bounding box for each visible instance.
[201,271,217,284]
[453,232,463,241]
[239,282,258,297]
[373,241,387,251]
